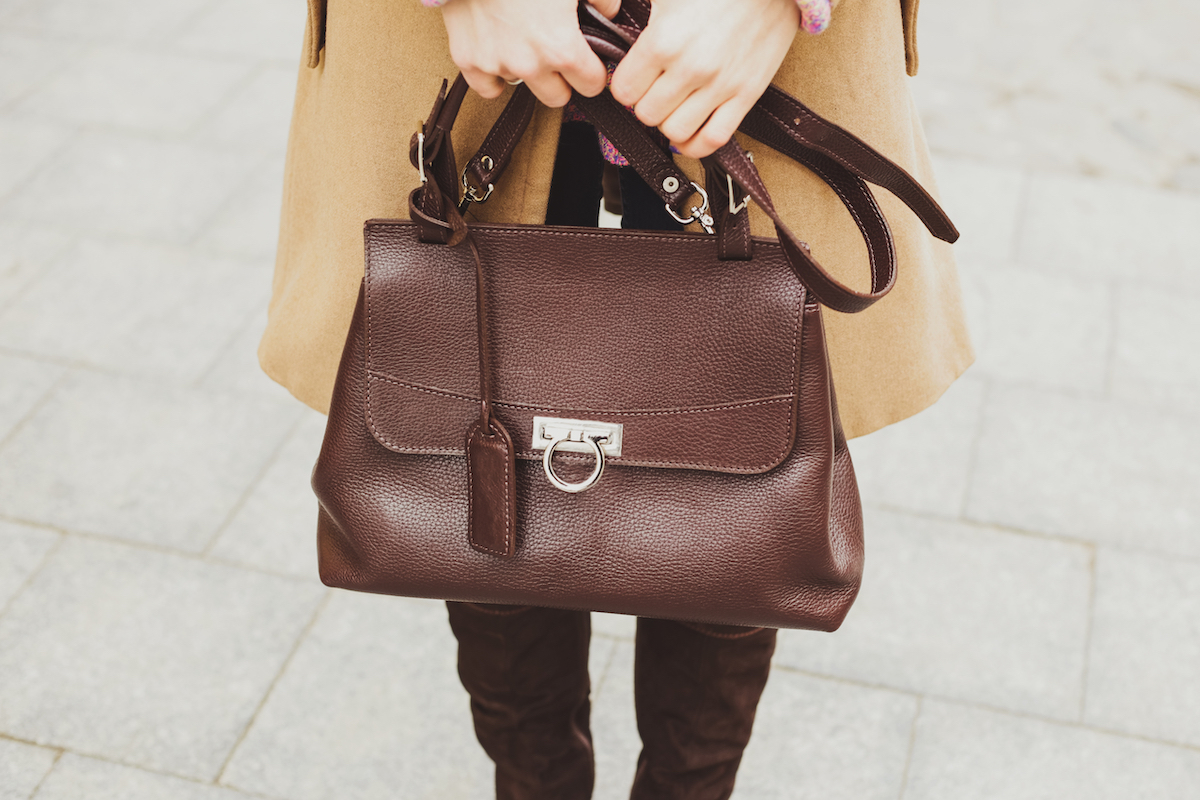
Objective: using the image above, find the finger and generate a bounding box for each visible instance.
[608,43,663,108]
[588,0,622,20]
[461,66,507,100]
[674,97,748,159]
[550,35,609,98]
[658,86,728,146]
[631,69,701,129]
[798,0,831,35]
[524,71,575,108]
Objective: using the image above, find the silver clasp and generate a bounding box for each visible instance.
[665,182,715,234]
[531,416,623,493]
[459,155,495,214]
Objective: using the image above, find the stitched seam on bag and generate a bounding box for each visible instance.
[363,224,801,472]
[802,157,888,281]
[759,106,895,279]
[367,222,779,249]
[367,375,798,471]
[368,372,794,416]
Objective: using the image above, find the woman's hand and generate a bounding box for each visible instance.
[441,0,621,107]
[609,0,812,158]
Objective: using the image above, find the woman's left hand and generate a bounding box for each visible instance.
[609,0,828,159]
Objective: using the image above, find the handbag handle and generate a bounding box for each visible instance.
[409,7,958,314]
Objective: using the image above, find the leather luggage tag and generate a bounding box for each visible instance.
[466,419,517,558]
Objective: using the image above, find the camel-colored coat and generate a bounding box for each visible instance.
[260,0,972,438]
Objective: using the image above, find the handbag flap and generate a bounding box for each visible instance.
[363,221,806,474]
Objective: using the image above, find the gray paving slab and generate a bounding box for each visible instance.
[1112,282,1200,413]
[929,156,1025,266]
[0,132,260,245]
[0,536,325,780]
[0,371,300,552]
[1084,548,1200,749]
[591,611,637,641]
[173,0,309,63]
[0,239,271,382]
[209,410,327,579]
[904,699,1200,800]
[960,265,1111,394]
[0,353,63,442]
[196,312,299,403]
[967,384,1200,558]
[0,738,58,800]
[7,0,211,46]
[914,0,1200,188]
[34,755,257,800]
[199,66,298,154]
[849,377,984,518]
[13,48,252,136]
[736,669,916,800]
[197,157,286,260]
[591,640,638,800]
[0,222,74,308]
[0,119,73,200]
[221,592,493,800]
[1019,173,1200,289]
[775,508,1092,721]
[0,520,60,611]
[0,34,78,108]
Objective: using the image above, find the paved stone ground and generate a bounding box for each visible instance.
[1,0,1198,797]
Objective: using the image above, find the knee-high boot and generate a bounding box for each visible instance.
[446,601,595,800]
[629,618,777,800]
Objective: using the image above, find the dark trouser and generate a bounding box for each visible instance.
[447,122,777,800]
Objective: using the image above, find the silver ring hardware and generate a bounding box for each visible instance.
[531,417,624,494]
[505,78,524,86]
[542,435,606,493]
[665,182,716,234]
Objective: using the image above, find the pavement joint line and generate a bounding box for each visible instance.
[1077,544,1099,724]
[771,660,1200,756]
[26,746,65,800]
[895,694,922,800]
[0,367,69,453]
[0,121,82,209]
[0,527,65,622]
[872,501,1200,567]
[215,588,336,789]
[199,403,308,557]
[0,347,306,408]
[0,731,286,800]
[0,516,324,587]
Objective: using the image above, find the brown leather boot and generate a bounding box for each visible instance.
[445,601,595,800]
[629,618,777,800]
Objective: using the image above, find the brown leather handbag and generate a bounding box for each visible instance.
[312,9,958,631]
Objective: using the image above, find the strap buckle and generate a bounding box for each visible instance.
[459,155,495,214]
[665,182,715,234]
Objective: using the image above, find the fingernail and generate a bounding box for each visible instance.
[797,0,830,34]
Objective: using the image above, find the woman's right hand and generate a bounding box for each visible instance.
[441,0,620,108]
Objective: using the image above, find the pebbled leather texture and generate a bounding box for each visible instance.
[314,255,864,631]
